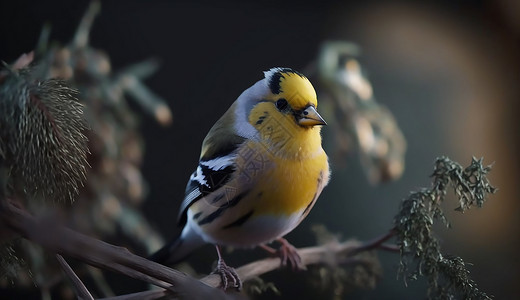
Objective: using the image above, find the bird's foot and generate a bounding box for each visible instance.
[277,238,304,270]
[260,238,304,270]
[212,258,242,290]
[212,245,242,290]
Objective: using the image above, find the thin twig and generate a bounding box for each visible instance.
[56,254,94,300]
[349,228,397,255]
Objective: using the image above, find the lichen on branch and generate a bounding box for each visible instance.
[394,156,496,299]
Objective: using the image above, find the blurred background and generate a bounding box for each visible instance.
[0,0,518,299]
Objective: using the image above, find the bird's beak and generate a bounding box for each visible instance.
[298,106,327,126]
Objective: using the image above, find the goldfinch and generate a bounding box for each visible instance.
[151,67,330,289]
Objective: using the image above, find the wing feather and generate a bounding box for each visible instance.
[177,107,246,225]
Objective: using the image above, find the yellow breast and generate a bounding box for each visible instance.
[235,138,329,216]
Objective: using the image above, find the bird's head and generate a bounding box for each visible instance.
[256,67,326,128]
[237,67,326,157]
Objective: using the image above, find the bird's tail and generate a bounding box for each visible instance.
[149,224,206,265]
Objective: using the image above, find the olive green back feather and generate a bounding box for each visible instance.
[200,102,245,161]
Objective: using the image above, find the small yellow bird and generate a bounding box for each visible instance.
[151,67,330,289]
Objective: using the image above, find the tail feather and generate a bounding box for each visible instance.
[149,237,182,264]
[149,224,206,265]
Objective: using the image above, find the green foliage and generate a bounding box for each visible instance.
[394,156,496,299]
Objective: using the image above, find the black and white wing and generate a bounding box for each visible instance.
[177,110,246,226]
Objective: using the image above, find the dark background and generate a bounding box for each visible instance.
[1,0,519,299]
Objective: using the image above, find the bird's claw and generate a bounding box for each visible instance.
[277,238,304,271]
[212,259,242,290]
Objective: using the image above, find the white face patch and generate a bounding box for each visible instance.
[233,80,267,141]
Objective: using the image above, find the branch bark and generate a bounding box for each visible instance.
[0,198,397,300]
[102,236,397,300]
[0,199,227,299]
[56,254,94,300]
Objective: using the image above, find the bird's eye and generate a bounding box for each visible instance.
[275,98,288,111]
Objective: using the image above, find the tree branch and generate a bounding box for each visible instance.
[101,237,392,299]
[56,254,94,300]
[1,197,394,299]
[349,228,397,256]
[0,199,226,299]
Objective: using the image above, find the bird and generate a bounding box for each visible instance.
[151,67,330,290]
